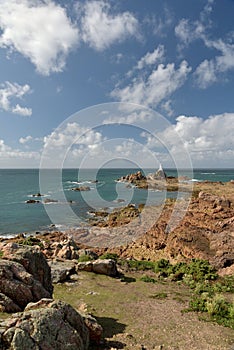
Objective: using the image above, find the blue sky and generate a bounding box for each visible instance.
[0,0,234,168]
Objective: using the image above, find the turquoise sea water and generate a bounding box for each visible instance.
[0,168,233,236]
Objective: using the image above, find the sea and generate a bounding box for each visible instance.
[0,168,233,237]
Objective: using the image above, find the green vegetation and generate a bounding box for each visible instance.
[0,250,3,258]
[78,254,96,262]
[19,236,44,249]
[118,257,233,329]
[119,259,155,271]
[140,275,156,283]
[99,253,119,261]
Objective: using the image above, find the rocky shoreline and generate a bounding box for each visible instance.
[0,179,234,349]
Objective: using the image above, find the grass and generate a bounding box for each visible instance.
[117,258,233,329]
[99,253,119,261]
[140,275,156,283]
[78,254,96,262]
[53,269,234,349]
[149,292,168,299]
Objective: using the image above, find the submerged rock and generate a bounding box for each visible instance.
[25,199,40,204]
[32,193,43,197]
[72,186,90,191]
[43,198,58,204]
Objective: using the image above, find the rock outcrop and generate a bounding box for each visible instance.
[0,299,89,350]
[0,260,51,311]
[118,171,147,188]
[0,244,53,311]
[41,237,80,260]
[109,190,234,272]
[0,243,53,295]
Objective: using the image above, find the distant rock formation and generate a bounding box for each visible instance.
[147,164,167,180]
[118,170,146,183]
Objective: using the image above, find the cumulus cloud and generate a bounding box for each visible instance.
[43,122,104,149]
[0,139,37,165]
[194,40,234,88]
[111,60,191,108]
[19,135,33,144]
[78,0,139,51]
[142,113,234,166]
[0,81,32,116]
[0,0,79,75]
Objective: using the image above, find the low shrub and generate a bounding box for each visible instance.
[19,236,44,249]
[78,254,95,262]
[140,275,156,283]
[99,253,118,261]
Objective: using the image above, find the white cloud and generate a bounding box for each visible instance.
[161,99,174,117]
[194,59,217,88]
[12,104,32,117]
[175,18,205,46]
[0,139,40,161]
[136,45,165,70]
[43,122,104,149]
[146,113,234,167]
[0,81,32,116]
[19,135,33,144]
[0,0,79,75]
[103,109,153,124]
[194,39,234,88]
[79,0,139,51]
[174,0,213,46]
[111,60,191,108]
[175,1,234,88]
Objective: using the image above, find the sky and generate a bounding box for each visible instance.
[0,0,234,168]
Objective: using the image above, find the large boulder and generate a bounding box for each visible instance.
[0,243,53,295]
[77,259,117,277]
[48,260,77,283]
[55,238,80,260]
[0,260,51,311]
[0,299,89,350]
[93,259,117,276]
[0,244,53,312]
